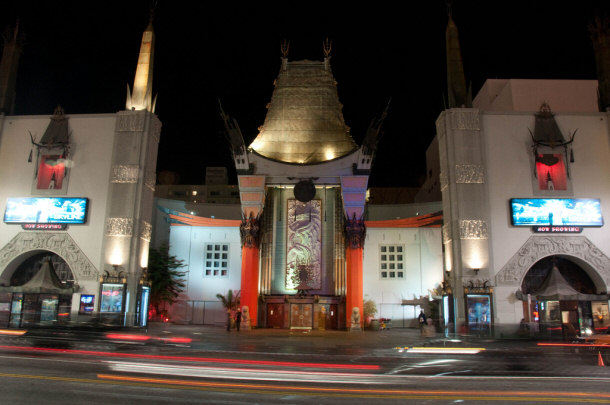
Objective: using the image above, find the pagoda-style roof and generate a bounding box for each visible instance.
[40,106,70,146]
[249,59,357,164]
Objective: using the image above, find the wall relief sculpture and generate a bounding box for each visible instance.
[455,164,485,184]
[105,218,134,237]
[111,165,139,183]
[116,111,146,132]
[496,235,610,288]
[459,219,488,239]
[449,110,480,131]
[0,232,98,281]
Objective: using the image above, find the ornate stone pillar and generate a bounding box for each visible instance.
[345,214,365,329]
[240,213,261,327]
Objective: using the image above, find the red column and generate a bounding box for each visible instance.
[344,214,365,329]
[239,213,261,327]
[240,246,259,327]
[346,246,363,328]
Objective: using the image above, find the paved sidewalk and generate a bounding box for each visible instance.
[146,322,538,356]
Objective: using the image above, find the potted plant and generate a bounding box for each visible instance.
[216,289,240,330]
[363,297,378,330]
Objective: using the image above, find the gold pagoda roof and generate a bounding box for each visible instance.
[249,59,357,164]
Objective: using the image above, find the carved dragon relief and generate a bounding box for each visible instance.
[495,235,610,288]
[0,232,99,282]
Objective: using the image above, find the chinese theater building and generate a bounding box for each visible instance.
[0,16,160,327]
[163,44,443,329]
[433,16,610,338]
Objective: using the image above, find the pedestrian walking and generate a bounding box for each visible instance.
[418,310,427,334]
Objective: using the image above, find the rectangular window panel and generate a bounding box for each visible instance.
[379,244,405,279]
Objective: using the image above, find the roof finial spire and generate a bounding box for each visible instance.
[126,9,156,112]
[445,8,472,108]
[149,1,157,24]
[323,38,332,58]
[280,39,290,58]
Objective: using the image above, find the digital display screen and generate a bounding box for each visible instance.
[4,197,88,224]
[510,198,603,227]
[79,294,95,314]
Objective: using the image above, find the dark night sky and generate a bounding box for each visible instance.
[2,1,609,187]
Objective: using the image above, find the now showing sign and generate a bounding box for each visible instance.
[533,226,583,233]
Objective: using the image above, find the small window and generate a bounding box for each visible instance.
[379,244,405,279]
[204,243,230,278]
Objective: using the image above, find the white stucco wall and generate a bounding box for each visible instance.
[363,227,443,326]
[169,225,241,324]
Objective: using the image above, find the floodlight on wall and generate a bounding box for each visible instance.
[472,268,480,276]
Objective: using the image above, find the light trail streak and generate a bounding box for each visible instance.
[406,347,484,354]
[1,371,610,401]
[0,345,379,370]
[106,361,382,384]
[538,342,610,348]
[0,329,26,336]
[96,374,610,402]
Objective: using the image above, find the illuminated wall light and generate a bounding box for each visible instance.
[140,242,150,269]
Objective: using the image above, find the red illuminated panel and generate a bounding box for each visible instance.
[37,155,65,190]
[536,154,566,191]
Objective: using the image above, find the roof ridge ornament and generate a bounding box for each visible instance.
[323,38,332,58]
[280,39,290,58]
[280,40,289,71]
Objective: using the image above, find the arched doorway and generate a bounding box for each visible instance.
[521,255,609,338]
[0,252,77,328]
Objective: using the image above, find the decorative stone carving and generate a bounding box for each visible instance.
[111,165,139,183]
[105,218,134,237]
[0,232,98,281]
[139,220,151,242]
[450,110,480,131]
[496,236,610,287]
[459,219,488,239]
[240,213,261,248]
[442,223,452,244]
[455,164,485,184]
[345,214,366,249]
[116,112,145,132]
[439,170,448,191]
[116,111,146,132]
[463,279,493,293]
[144,171,156,192]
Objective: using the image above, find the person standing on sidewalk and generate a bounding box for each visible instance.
[418,310,427,335]
[235,309,242,332]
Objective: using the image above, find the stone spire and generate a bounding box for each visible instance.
[126,12,156,112]
[446,14,471,108]
[248,50,357,164]
[589,14,610,112]
[0,21,23,115]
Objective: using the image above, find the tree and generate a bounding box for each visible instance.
[216,289,240,312]
[148,243,186,320]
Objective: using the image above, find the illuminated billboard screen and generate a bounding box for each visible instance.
[510,198,603,227]
[4,197,88,224]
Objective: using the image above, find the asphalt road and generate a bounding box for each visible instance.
[1,327,610,404]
